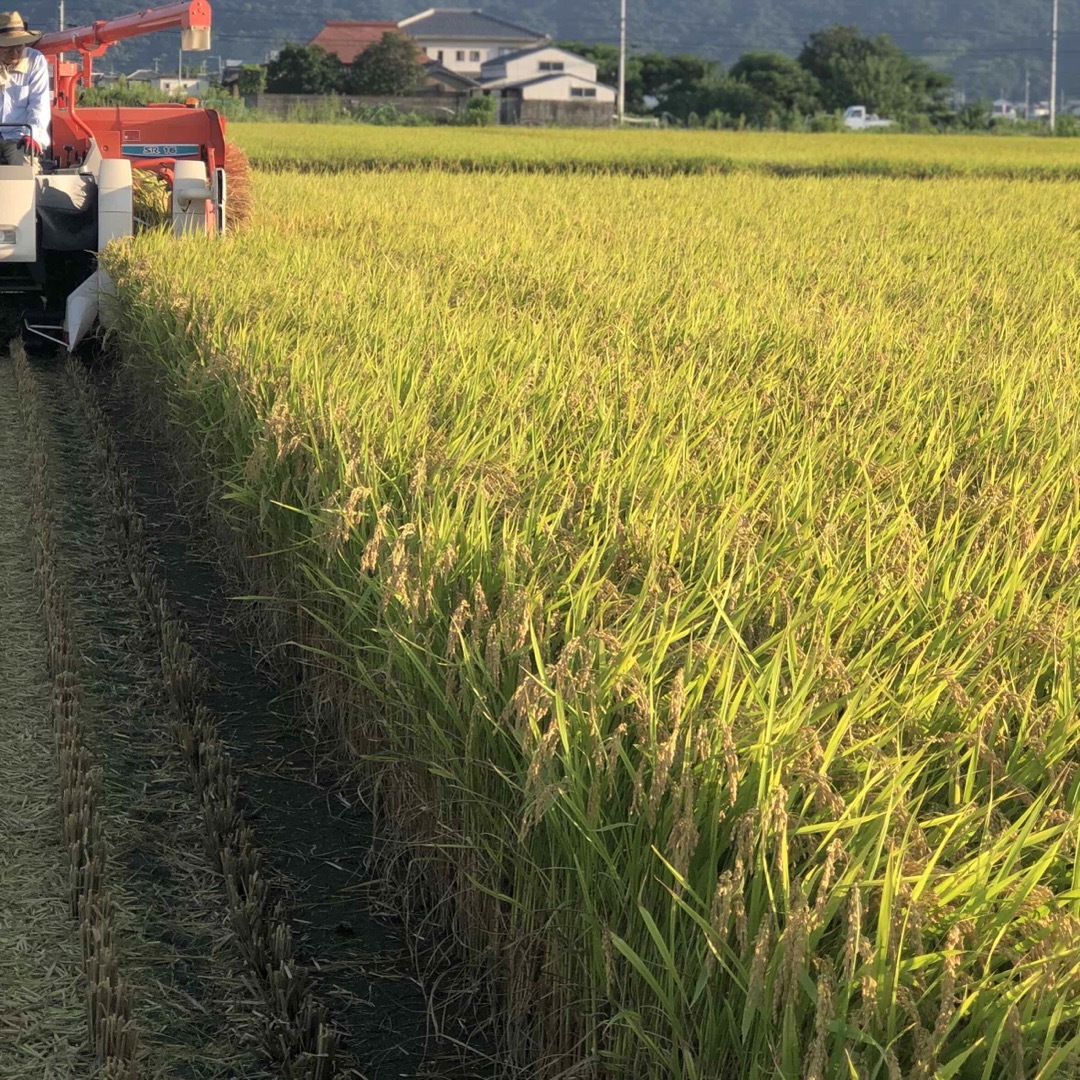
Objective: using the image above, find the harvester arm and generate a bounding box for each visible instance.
[36,0,211,57]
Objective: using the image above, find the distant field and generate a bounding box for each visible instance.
[105,164,1080,1078]
[230,121,1080,177]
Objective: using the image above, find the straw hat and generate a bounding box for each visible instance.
[0,12,41,46]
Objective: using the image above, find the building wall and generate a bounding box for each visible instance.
[494,47,596,84]
[519,76,616,103]
[156,77,210,95]
[417,39,541,75]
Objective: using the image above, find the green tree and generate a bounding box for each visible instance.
[690,76,767,125]
[728,51,821,117]
[798,25,951,119]
[236,64,266,95]
[78,76,169,107]
[345,31,424,95]
[265,43,342,94]
[639,52,716,117]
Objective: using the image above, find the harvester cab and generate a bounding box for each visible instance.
[3,0,227,350]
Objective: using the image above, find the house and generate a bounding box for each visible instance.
[156,75,210,96]
[990,98,1017,122]
[422,61,480,93]
[308,17,481,96]
[478,45,616,105]
[479,44,596,85]
[126,69,210,95]
[398,8,548,77]
[309,21,398,65]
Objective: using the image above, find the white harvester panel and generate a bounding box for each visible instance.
[172,160,212,235]
[64,156,134,349]
[0,164,37,262]
[98,158,134,248]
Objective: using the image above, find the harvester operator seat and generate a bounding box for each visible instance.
[35,172,96,251]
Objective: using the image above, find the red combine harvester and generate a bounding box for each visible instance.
[3,0,228,348]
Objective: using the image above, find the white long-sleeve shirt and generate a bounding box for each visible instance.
[0,49,50,149]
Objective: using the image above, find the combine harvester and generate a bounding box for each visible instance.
[0,0,231,348]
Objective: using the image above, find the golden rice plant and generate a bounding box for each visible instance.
[231,119,1080,179]
[104,163,1080,1079]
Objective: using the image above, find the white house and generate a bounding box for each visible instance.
[155,75,210,96]
[480,44,595,84]
[125,69,210,95]
[398,8,548,77]
[497,72,615,103]
[478,46,616,104]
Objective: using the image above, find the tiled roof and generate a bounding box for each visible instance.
[309,21,399,64]
[398,8,548,43]
[423,60,481,88]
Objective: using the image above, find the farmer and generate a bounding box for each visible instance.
[0,11,48,164]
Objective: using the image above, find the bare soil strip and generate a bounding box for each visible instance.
[0,351,89,1080]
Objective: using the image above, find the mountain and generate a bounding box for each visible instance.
[19,0,1077,104]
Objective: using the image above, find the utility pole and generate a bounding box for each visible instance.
[58,0,63,31]
[1025,63,1031,118]
[617,0,626,125]
[1050,0,1059,131]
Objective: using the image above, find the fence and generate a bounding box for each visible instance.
[245,92,615,127]
[502,98,615,127]
[245,92,466,121]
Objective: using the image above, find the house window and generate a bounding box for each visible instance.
[539,61,564,72]
[437,50,444,62]
[469,50,480,61]
[456,50,465,61]
[570,87,597,98]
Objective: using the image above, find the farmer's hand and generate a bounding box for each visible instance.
[18,136,41,156]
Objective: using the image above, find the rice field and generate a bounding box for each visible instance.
[231,120,1080,178]
[103,132,1080,1079]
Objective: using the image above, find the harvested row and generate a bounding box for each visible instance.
[64,358,339,1080]
[11,340,138,1079]
[232,121,1080,179]
[0,351,87,1080]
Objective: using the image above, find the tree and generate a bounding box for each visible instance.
[690,76,769,125]
[345,31,424,95]
[265,43,342,94]
[639,53,716,117]
[236,64,266,95]
[798,25,951,119]
[728,52,821,117]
